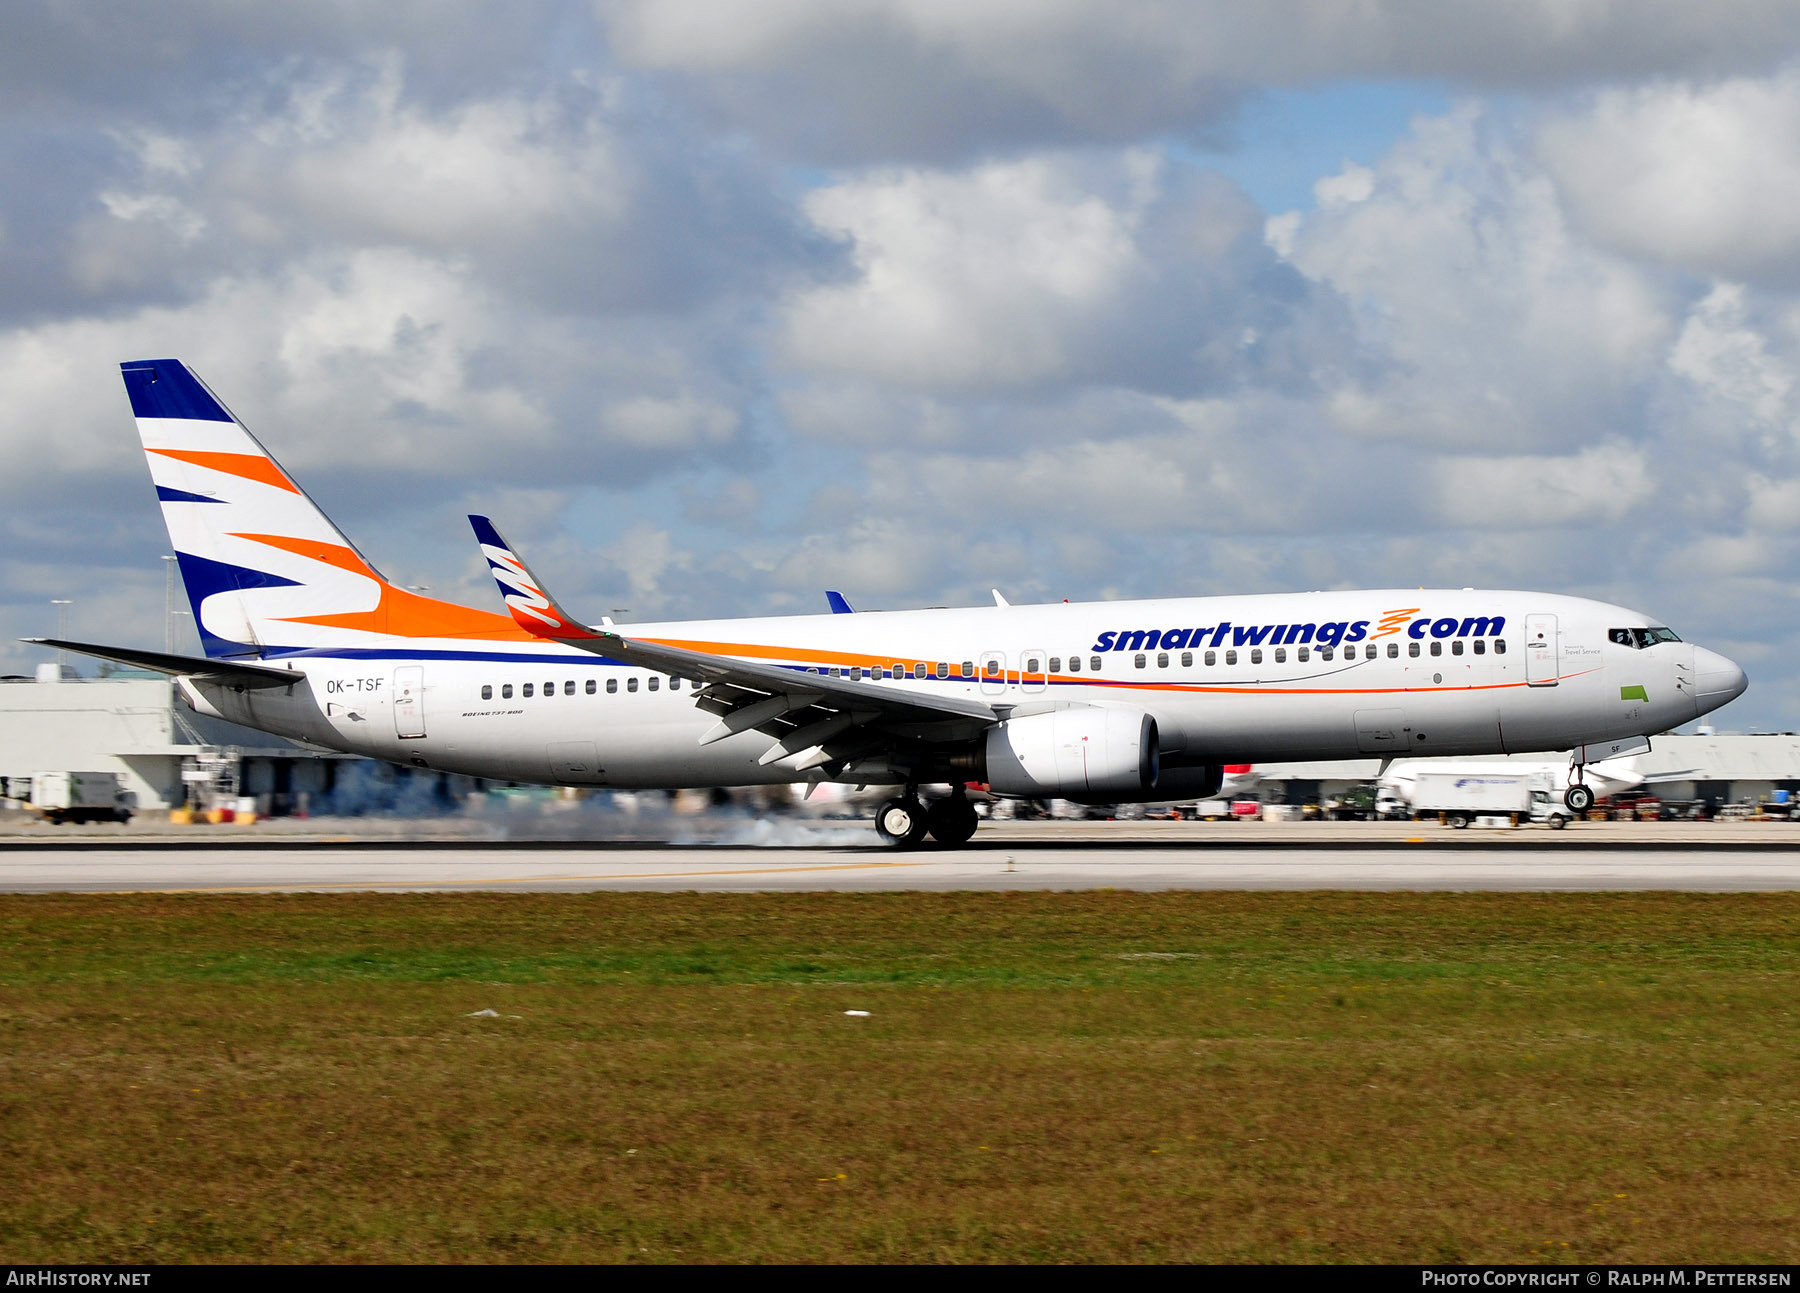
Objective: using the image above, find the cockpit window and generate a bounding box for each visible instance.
[1609,626,1682,649]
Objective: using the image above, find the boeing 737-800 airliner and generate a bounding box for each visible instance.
[28,359,1750,846]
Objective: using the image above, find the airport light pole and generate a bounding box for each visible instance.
[51,599,70,675]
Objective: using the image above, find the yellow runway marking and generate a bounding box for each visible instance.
[95,859,931,894]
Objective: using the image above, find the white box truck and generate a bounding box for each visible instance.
[1409,771,1536,829]
[30,772,134,825]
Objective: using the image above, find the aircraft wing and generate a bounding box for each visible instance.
[22,638,302,689]
[468,516,998,771]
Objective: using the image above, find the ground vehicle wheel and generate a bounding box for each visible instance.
[1448,812,1470,829]
[925,796,979,846]
[1547,813,1568,830]
[1565,784,1594,813]
[875,797,929,847]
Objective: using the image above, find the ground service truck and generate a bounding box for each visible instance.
[1404,771,1560,829]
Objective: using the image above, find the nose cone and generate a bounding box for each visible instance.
[1693,647,1748,714]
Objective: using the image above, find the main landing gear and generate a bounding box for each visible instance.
[1564,782,1594,813]
[875,788,980,848]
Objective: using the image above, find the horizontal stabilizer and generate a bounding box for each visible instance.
[22,639,301,689]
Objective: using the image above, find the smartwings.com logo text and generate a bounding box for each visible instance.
[1091,610,1506,654]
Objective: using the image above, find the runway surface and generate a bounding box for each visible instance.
[6,820,1800,892]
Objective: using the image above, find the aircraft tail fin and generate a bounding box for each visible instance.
[121,359,523,656]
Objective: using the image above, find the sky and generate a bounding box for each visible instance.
[4,0,1800,732]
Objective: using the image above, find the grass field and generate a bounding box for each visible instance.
[2,890,1797,1264]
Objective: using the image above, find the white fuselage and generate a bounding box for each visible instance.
[179,588,1741,795]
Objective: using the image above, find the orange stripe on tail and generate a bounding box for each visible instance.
[146,449,300,494]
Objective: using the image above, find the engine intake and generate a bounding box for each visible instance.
[982,707,1159,799]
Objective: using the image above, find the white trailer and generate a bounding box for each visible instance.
[1409,771,1536,829]
[29,771,133,825]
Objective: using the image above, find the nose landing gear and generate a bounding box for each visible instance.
[1564,778,1594,814]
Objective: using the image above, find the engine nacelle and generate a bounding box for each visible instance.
[983,707,1159,799]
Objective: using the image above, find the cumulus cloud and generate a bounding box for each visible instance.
[1270,104,1676,448]
[781,152,1347,395]
[1538,69,1800,282]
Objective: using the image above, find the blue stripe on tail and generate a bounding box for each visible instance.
[120,360,233,422]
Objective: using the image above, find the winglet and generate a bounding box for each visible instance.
[825,590,855,615]
[468,515,604,641]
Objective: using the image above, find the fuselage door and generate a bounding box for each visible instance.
[393,665,426,738]
[979,651,1008,696]
[1020,649,1047,695]
[1524,614,1558,687]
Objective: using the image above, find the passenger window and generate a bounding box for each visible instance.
[564,680,575,695]
[1026,657,1041,673]
[1089,656,1102,671]
[586,679,596,694]
[1430,641,1442,657]
[544,680,554,696]
[1156,652,1169,668]
[1181,651,1193,667]
[648,676,659,691]
[1409,642,1420,658]
[1069,657,1081,673]
[606,678,618,693]
[1451,640,1464,656]
[1494,639,1506,654]
[914,663,926,678]
[1274,647,1285,663]
[984,661,1000,678]
[964,661,976,677]
[1387,643,1398,658]
[502,683,513,699]
[1365,644,1376,659]
[1134,653,1147,669]
[1298,646,1310,662]
[1049,658,1061,673]
[627,677,639,692]
[1473,640,1485,655]
[1204,650,1216,666]
[1225,649,1238,665]
[1320,647,1334,661]
[671,676,683,690]
[830,666,841,678]
[481,685,492,700]
[523,683,534,698]
[1250,648,1262,665]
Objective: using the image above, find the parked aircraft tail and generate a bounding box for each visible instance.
[120,359,524,657]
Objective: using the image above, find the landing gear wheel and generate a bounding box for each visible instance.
[925,795,980,847]
[1565,784,1594,813]
[876,797,929,848]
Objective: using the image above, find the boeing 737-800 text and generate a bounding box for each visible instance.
[28,360,1750,845]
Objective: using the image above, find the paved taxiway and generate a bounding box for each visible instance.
[5,820,1800,891]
